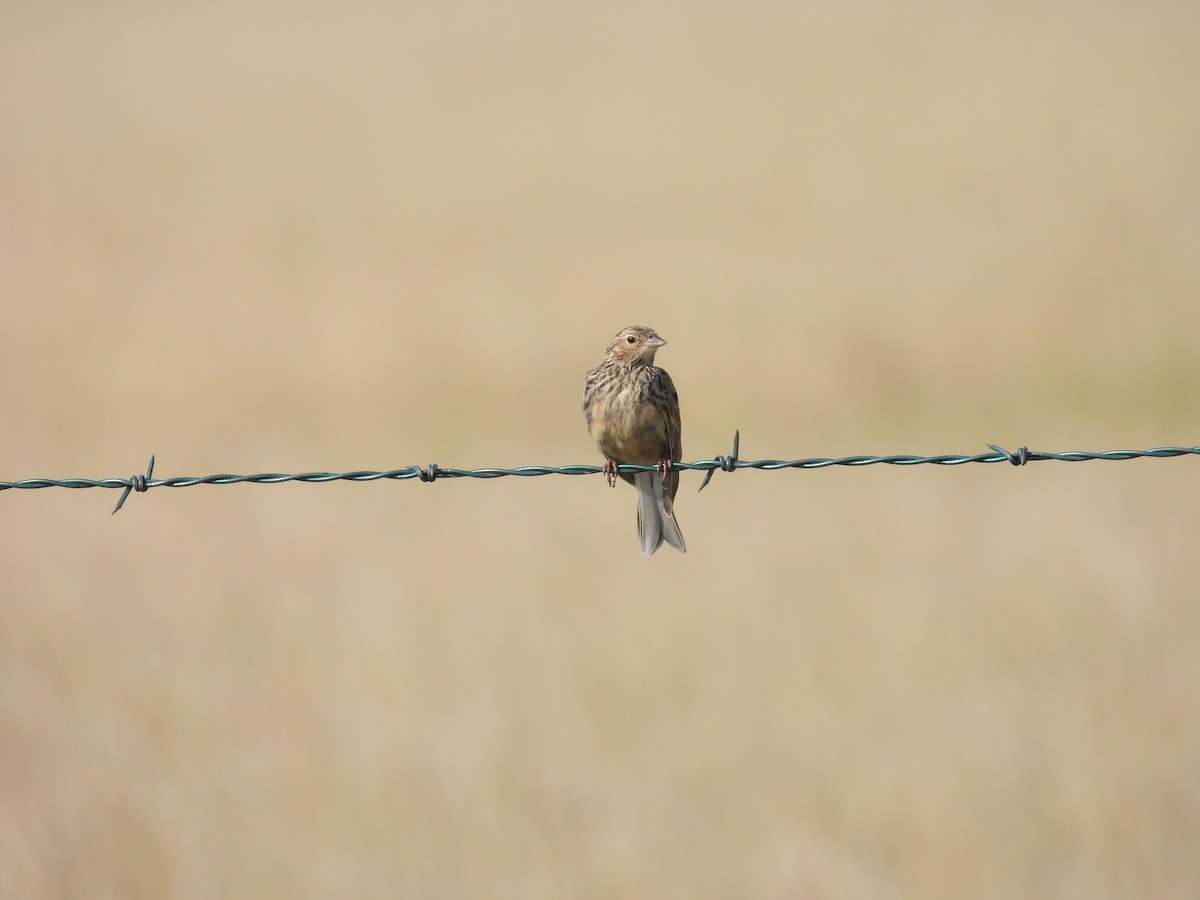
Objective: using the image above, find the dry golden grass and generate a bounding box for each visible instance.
[3,2,1200,897]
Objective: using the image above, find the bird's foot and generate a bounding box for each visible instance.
[603,459,619,488]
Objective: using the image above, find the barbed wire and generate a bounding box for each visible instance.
[1,433,1197,515]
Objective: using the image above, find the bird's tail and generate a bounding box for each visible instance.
[635,471,687,558]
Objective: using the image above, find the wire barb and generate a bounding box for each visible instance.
[111,455,155,515]
[416,463,440,483]
[699,430,740,492]
[987,443,1030,466]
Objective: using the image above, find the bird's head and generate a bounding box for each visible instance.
[605,326,666,366]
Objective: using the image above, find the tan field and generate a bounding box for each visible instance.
[3,2,1199,897]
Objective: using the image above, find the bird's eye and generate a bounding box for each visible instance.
[625,335,636,344]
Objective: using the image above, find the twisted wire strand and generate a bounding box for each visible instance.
[1,437,1197,514]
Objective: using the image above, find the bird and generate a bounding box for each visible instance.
[583,326,686,558]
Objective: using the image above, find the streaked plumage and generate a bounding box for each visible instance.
[583,326,686,558]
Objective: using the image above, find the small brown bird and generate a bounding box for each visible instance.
[583,326,686,558]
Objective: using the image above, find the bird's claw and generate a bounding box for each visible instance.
[603,459,618,487]
[656,458,673,478]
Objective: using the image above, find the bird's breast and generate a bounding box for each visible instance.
[589,378,667,464]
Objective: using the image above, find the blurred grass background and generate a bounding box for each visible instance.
[3,1,1200,897]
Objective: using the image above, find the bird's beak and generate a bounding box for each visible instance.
[647,336,666,349]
